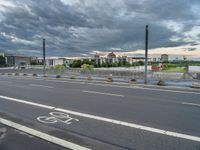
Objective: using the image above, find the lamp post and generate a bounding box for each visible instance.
[144,25,149,84]
[43,39,46,75]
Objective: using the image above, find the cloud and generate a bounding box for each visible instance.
[0,0,199,57]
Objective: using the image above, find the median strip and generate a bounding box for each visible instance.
[0,95,200,142]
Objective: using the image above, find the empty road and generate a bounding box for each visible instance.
[0,75,200,150]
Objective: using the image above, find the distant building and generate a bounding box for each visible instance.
[4,53,31,67]
[37,57,66,66]
[152,58,157,62]
[107,52,117,63]
[160,54,168,62]
[94,52,145,65]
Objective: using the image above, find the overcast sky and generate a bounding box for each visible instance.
[0,0,200,57]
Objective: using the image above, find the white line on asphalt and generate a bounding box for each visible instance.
[0,95,200,142]
[82,90,124,97]
[0,117,90,150]
[0,95,55,109]
[29,84,54,89]
[182,102,200,107]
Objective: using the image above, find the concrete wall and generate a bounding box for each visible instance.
[189,66,200,73]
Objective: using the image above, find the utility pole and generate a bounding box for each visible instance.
[43,39,46,75]
[144,25,149,84]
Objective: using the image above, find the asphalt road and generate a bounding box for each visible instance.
[0,76,200,150]
[0,124,69,150]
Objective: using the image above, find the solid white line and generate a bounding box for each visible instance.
[182,102,200,107]
[82,90,124,97]
[0,95,55,109]
[29,84,54,89]
[55,108,200,142]
[0,95,200,142]
[0,117,90,150]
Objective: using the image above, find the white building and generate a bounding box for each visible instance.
[94,52,145,65]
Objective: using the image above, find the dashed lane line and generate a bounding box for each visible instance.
[29,84,54,89]
[82,90,124,97]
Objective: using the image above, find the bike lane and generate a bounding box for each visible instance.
[0,97,200,150]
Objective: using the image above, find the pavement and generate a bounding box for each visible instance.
[0,75,200,149]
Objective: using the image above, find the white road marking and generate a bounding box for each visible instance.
[182,102,200,107]
[0,117,90,150]
[29,84,54,89]
[37,112,79,125]
[0,95,200,142]
[82,90,124,97]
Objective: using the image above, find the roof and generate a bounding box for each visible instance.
[107,52,116,58]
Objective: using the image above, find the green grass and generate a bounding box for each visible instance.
[162,67,186,73]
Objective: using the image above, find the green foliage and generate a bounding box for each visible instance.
[81,64,94,73]
[54,64,65,69]
[51,64,66,74]
[30,60,43,65]
[81,64,94,70]
[70,58,146,68]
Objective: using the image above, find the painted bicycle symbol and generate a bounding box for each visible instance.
[37,112,79,125]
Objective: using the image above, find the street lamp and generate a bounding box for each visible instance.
[144,25,149,84]
[43,39,46,75]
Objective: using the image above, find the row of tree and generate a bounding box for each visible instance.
[69,59,144,68]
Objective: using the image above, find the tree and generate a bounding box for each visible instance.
[81,64,94,74]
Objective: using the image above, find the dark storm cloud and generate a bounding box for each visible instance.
[0,0,199,56]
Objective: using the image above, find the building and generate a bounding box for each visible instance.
[107,52,117,63]
[4,53,31,67]
[94,52,145,65]
[160,54,168,62]
[37,57,66,66]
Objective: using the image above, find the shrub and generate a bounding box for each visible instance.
[81,64,94,74]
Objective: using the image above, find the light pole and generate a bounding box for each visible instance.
[43,39,46,75]
[144,25,149,84]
